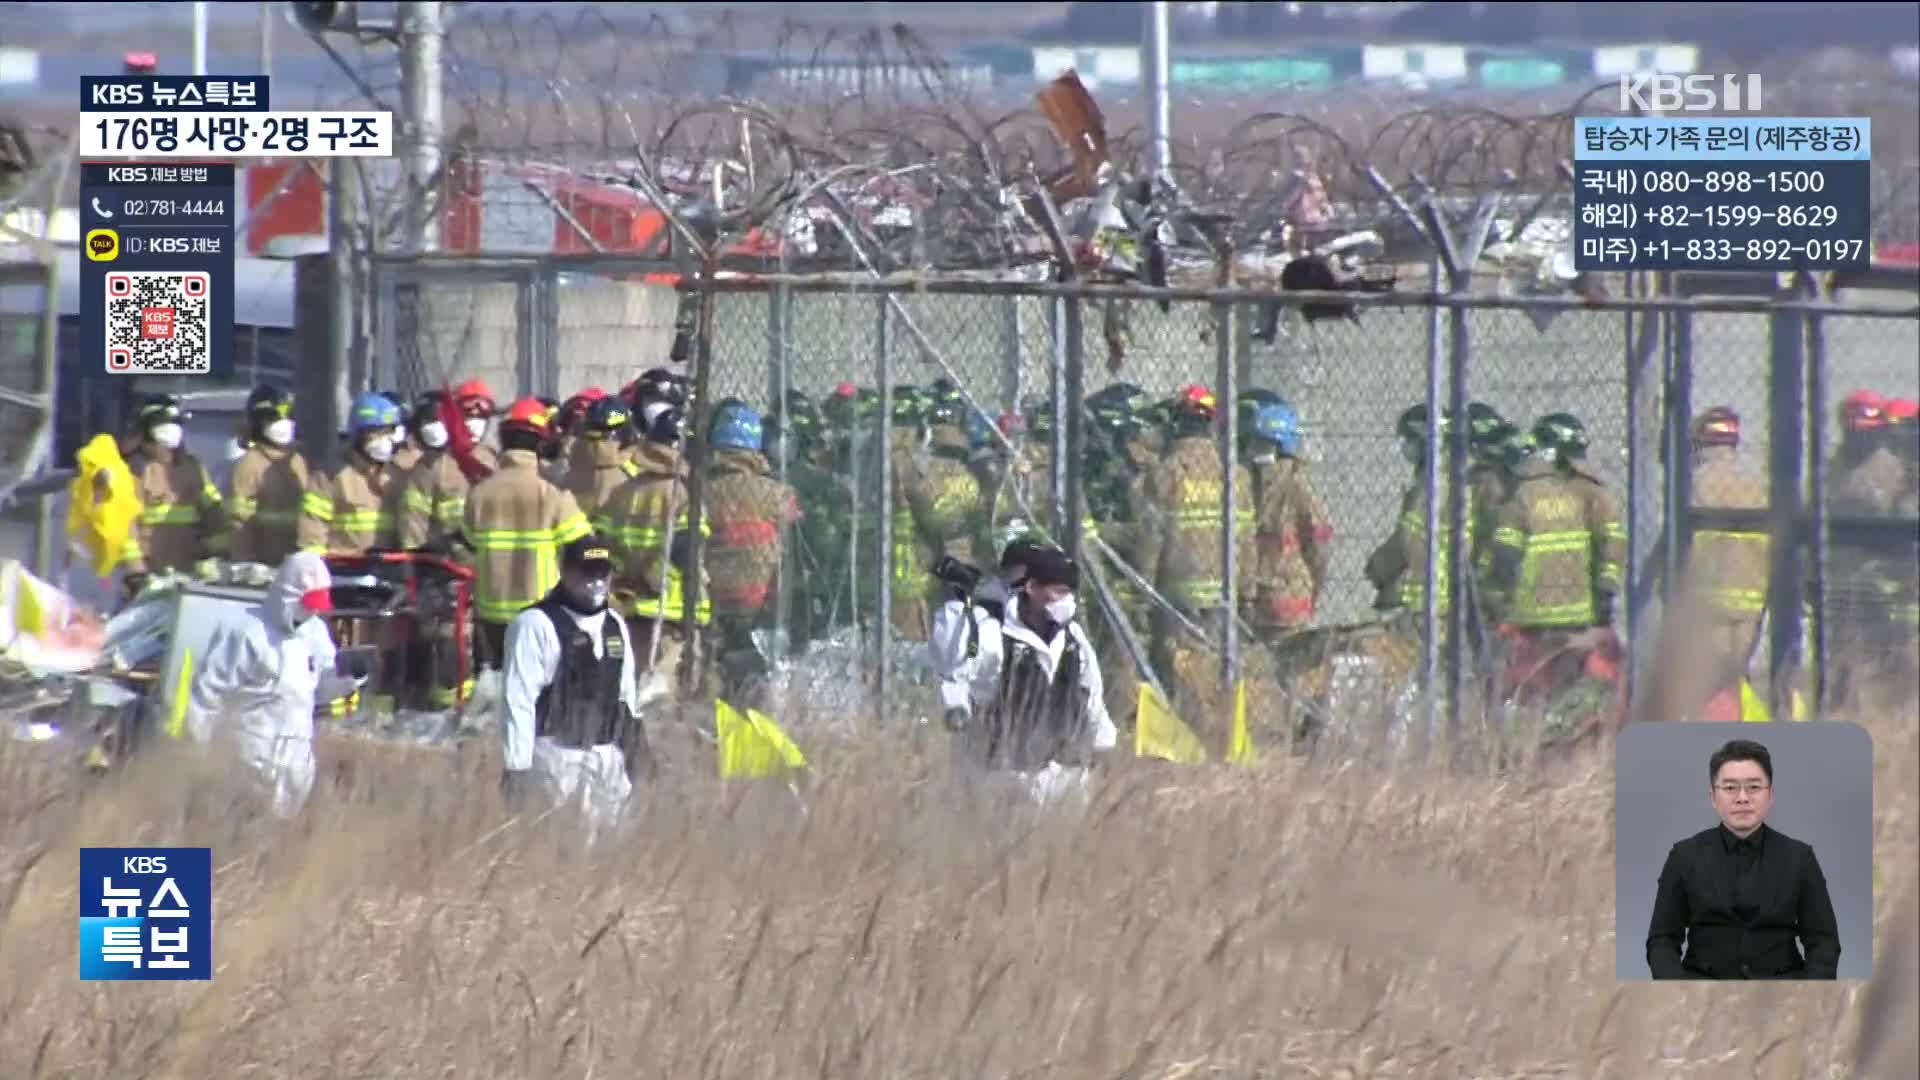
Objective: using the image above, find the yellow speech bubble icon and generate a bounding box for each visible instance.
[85,228,120,262]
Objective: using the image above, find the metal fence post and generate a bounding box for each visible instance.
[1444,288,1471,745]
[1421,252,1444,746]
[1050,297,1069,539]
[1766,277,1810,717]
[1805,300,1829,714]
[1061,297,1086,562]
[875,295,894,721]
[770,284,792,669]
[1216,295,1240,705]
[1666,302,1695,601]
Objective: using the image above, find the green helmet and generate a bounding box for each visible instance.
[890,384,928,427]
[1395,403,1453,445]
[1503,430,1549,467]
[1532,412,1589,461]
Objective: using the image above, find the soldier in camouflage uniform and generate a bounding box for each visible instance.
[1243,400,1333,639]
[1130,385,1257,754]
[765,390,852,651]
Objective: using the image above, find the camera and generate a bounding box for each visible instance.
[931,555,982,596]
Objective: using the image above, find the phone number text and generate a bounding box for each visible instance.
[1581,236,1868,267]
[1577,167,1831,198]
[1581,203,1845,231]
[81,111,394,158]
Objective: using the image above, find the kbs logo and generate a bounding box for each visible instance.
[1618,74,1764,114]
[78,847,212,981]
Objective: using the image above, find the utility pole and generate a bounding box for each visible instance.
[398,1,445,253]
[192,1,209,75]
[329,158,360,444]
[258,0,273,79]
[1142,1,1172,183]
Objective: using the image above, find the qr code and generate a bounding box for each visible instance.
[105,271,211,375]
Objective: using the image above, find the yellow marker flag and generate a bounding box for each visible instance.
[13,570,46,638]
[166,647,193,739]
[1738,680,1811,722]
[1225,679,1256,765]
[1133,682,1208,764]
[715,698,808,779]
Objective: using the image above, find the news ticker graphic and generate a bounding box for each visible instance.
[1572,116,1873,272]
[80,74,392,158]
[80,163,235,377]
[79,847,212,981]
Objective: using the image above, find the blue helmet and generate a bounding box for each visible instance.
[1250,402,1303,456]
[348,391,403,434]
[710,402,765,453]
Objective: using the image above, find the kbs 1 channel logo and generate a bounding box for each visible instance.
[78,848,212,981]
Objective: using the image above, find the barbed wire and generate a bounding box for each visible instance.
[298,9,1920,265]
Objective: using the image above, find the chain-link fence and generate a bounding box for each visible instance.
[368,254,1919,751]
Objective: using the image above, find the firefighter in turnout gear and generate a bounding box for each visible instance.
[1244,401,1333,637]
[1668,406,1773,716]
[934,546,1118,808]
[705,401,802,700]
[1130,384,1257,753]
[1365,404,1469,620]
[1482,433,1599,709]
[555,387,608,474]
[462,398,593,671]
[499,535,650,843]
[119,394,228,593]
[383,390,424,475]
[595,400,711,698]
[226,384,311,568]
[562,396,641,518]
[1826,391,1914,708]
[299,392,407,555]
[399,389,485,553]
[891,395,986,643]
[1533,412,1626,626]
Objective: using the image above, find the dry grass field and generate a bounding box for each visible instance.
[0,682,1914,1078]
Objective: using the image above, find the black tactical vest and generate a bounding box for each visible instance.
[532,590,631,751]
[974,622,1092,772]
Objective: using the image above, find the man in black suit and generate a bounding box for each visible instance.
[1645,738,1843,979]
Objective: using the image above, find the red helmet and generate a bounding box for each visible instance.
[1886,398,1919,424]
[502,397,556,434]
[1692,406,1741,448]
[559,387,608,432]
[1177,383,1217,417]
[996,410,1028,437]
[1841,390,1889,432]
[452,378,497,418]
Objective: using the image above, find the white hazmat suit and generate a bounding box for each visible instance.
[184,551,362,817]
[928,592,1118,808]
[501,594,642,840]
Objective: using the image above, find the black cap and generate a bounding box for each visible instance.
[1022,546,1078,591]
[999,537,1048,573]
[562,535,615,575]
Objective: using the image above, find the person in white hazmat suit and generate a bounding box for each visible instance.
[928,543,1117,808]
[184,551,369,818]
[499,535,653,841]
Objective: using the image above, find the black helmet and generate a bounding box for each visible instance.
[1532,412,1589,461]
[246,384,294,419]
[134,393,188,431]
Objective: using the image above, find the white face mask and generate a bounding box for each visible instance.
[264,418,295,447]
[1043,594,1077,624]
[225,437,248,463]
[466,417,490,442]
[1251,450,1277,465]
[419,420,449,449]
[364,434,396,463]
[150,422,184,450]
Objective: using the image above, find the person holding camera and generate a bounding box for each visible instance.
[927,542,1117,807]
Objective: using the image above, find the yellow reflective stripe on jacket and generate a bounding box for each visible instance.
[302,490,335,521]
[404,486,436,514]
[891,509,919,584]
[140,503,201,526]
[1496,527,1594,626]
[630,565,712,625]
[231,496,257,517]
[554,511,590,544]
[1596,522,1627,589]
[1397,494,1471,614]
[1694,528,1770,616]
